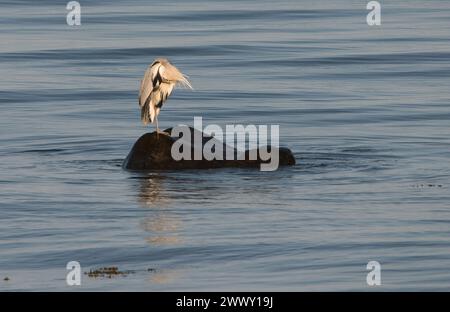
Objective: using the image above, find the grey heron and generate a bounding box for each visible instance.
[139,58,192,134]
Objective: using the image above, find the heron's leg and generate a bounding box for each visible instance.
[155,116,159,139]
[155,116,169,137]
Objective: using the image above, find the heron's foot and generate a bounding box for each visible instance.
[156,129,169,135]
[155,129,170,139]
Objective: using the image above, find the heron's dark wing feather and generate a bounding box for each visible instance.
[151,83,174,109]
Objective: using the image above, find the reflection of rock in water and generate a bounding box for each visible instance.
[138,174,183,246]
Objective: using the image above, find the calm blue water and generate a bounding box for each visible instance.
[1,0,450,291]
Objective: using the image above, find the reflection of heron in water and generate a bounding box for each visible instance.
[137,174,166,207]
[132,174,187,284]
[138,58,192,134]
[137,174,181,246]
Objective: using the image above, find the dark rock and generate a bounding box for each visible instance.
[123,127,295,170]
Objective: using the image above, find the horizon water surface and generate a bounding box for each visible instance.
[1,0,450,291]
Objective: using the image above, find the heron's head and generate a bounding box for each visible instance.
[152,58,169,66]
[150,58,192,90]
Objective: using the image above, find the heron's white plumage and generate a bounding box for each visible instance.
[139,58,192,126]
